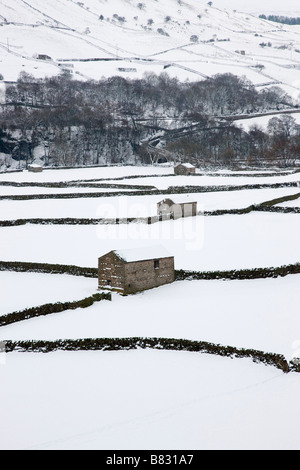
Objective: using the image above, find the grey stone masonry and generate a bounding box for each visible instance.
[98,248,175,294]
[157,198,197,220]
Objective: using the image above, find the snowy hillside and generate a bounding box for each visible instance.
[1,0,300,99]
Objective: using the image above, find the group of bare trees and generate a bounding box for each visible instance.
[0,71,298,169]
[166,115,300,168]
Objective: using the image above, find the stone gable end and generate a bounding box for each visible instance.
[98,251,175,294]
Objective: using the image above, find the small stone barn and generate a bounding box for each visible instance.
[37,54,52,61]
[174,163,196,175]
[98,246,175,295]
[157,198,197,220]
[28,164,43,173]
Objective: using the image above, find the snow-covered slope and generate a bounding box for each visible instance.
[2,350,299,450]
[0,0,300,99]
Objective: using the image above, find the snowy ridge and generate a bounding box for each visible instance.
[0,0,299,101]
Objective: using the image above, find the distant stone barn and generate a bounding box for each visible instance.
[174,163,196,175]
[98,246,175,295]
[37,54,52,61]
[157,198,197,220]
[28,164,43,173]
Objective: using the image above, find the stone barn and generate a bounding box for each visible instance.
[157,198,197,220]
[98,246,175,295]
[174,163,196,176]
[37,54,52,61]
[28,164,43,173]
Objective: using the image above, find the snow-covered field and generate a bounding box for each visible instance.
[1,164,300,450]
[0,166,172,183]
[0,166,299,186]
[0,272,97,316]
[0,186,140,196]
[96,172,300,189]
[0,212,299,271]
[0,187,300,220]
[277,199,300,208]
[1,275,299,360]
[1,349,300,451]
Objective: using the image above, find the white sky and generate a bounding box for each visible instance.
[200,0,300,14]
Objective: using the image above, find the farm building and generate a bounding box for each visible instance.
[157,198,197,220]
[98,246,175,294]
[28,164,43,173]
[37,54,52,61]
[174,163,196,175]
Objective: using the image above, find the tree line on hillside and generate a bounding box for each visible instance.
[259,15,300,25]
[0,71,299,169]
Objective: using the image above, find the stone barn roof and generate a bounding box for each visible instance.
[157,196,197,206]
[176,163,195,168]
[113,245,173,263]
[157,198,175,207]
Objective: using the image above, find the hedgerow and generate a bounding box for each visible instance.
[0,260,98,277]
[0,292,111,328]
[175,263,300,281]
[2,337,291,373]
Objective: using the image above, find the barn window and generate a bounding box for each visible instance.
[154,259,160,269]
